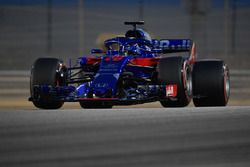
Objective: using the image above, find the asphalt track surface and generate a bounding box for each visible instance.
[0,106,250,167]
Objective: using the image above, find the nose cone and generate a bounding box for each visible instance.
[92,74,119,97]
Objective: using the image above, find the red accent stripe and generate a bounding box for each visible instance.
[189,43,196,64]
[129,58,159,67]
[78,98,118,101]
[104,56,124,62]
[86,57,101,65]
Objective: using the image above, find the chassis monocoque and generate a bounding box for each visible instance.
[29,21,230,109]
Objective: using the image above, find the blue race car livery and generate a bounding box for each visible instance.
[29,21,230,109]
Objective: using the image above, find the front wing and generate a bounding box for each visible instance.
[29,84,179,105]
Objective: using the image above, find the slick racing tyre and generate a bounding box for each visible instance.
[30,58,67,109]
[192,60,230,107]
[158,56,192,107]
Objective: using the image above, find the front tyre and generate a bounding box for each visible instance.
[158,57,192,107]
[192,60,230,107]
[30,58,67,109]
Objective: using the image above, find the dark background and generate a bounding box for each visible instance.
[0,0,249,70]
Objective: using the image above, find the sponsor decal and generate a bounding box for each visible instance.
[166,84,177,97]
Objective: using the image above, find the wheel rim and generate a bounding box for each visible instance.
[183,62,192,98]
[186,68,192,97]
[224,65,230,102]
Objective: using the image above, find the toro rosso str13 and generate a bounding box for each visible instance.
[29,21,230,109]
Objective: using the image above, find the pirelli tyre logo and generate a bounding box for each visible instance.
[166,84,177,97]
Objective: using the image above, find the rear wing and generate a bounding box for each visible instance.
[152,39,196,64]
[152,39,192,53]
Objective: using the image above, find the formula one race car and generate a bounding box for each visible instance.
[29,21,230,109]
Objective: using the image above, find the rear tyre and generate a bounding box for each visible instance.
[30,58,67,109]
[192,60,230,107]
[158,57,192,107]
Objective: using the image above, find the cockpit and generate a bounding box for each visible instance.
[104,37,152,56]
[103,21,153,56]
